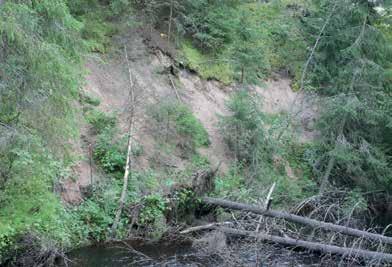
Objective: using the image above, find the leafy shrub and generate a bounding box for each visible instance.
[139,194,169,239]
[170,188,199,223]
[214,165,249,201]
[85,109,116,134]
[72,180,131,241]
[93,127,126,174]
[139,194,168,225]
[0,138,78,262]
[80,92,101,106]
[150,101,210,151]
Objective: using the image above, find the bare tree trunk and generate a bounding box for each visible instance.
[240,66,244,84]
[319,155,335,194]
[111,46,136,238]
[220,227,392,262]
[167,0,173,42]
[202,197,392,245]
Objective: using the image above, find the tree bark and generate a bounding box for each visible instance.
[202,197,392,245]
[219,227,392,262]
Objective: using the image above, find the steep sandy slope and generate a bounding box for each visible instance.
[61,28,317,203]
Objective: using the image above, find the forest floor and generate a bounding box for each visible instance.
[61,27,318,204]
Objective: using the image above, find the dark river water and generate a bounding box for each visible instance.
[65,240,214,267]
[63,239,328,267]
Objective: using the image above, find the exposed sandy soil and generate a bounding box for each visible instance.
[61,28,317,203]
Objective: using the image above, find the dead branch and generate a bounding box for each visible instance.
[168,75,182,102]
[202,197,392,245]
[256,182,276,232]
[180,222,233,234]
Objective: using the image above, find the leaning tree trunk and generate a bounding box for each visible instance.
[111,46,136,238]
[167,0,173,42]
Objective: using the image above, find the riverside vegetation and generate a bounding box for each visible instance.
[0,0,391,265]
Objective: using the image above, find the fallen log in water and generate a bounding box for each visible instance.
[219,227,392,263]
[202,197,392,245]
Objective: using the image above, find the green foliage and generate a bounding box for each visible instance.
[180,41,234,84]
[303,0,392,192]
[110,0,132,16]
[170,188,198,224]
[214,162,316,207]
[139,194,168,224]
[133,0,306,83]
[80,14,116,53]
[68,0,132,53]
[214,165,249,201]
[71,180,131,241]
[80,92,101,106]
[0,137,76,261]
[0,1,83,147]
[220,90,271,166]
[85,109,116,134]
[0,0,85,260]
[150,101,210,151]
[176,1,307,84]
[93,127,127,174]
[218,90,317,206]
[341,190,368,217]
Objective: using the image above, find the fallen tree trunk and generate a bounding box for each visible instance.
[202,197,392,245]
[219,227,392,263]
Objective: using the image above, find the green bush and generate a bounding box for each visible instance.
[139,194,168,225]
[0,138,77,261]
[85,109,116,134]
[80,92,101,106]
[93,127,126,174]
[214,165,249,201]
[150,101,210,151]
[71,180,131,241]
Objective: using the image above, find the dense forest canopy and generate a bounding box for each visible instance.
[0,0,391,265]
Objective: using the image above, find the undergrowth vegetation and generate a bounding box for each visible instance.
[216,89,316,206]
[0,0,85,261]
[149,101,210,153]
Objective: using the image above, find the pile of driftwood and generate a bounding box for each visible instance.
[180,189,392,264]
